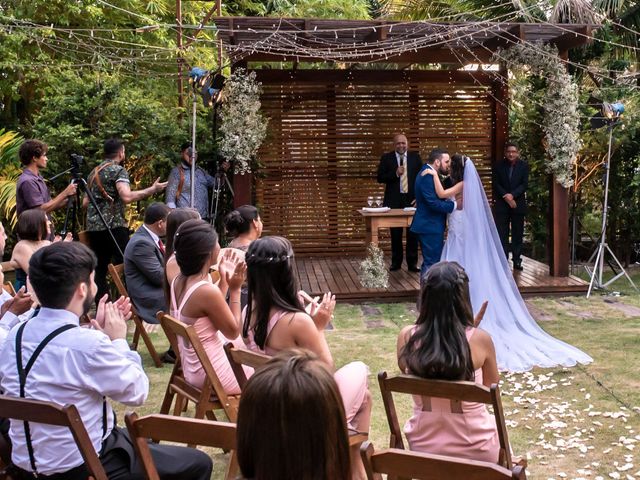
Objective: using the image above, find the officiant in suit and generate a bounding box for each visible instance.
[377,134,422,272]
[493,142,529,271]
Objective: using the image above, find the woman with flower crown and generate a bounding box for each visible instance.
[242,236,371,479]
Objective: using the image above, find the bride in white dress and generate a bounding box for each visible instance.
[423,155,592,372]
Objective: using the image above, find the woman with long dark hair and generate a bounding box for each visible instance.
[237,349,351,480]
[163,207,201,299]
[243,236,371,479]
[420,155,592,372]
[397,261,500,462]
[170,219,247,394]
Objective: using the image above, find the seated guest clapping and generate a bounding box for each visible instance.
[0,242,212,479]
[124,202,170,325]
[171,219,247,394]
[243,236,371,479]
[397,261,500,463]
[237,349,351,480]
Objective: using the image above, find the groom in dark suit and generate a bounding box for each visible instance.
[492,142,529,271]
[377,134,422,272]
[410,148,457,282]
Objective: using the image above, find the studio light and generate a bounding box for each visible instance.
[189,67,226,107]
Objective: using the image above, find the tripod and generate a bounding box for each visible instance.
[209,170,234,225]
[585,123,638,297]
[60,169,125,258]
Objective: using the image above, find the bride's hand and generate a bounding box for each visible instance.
[421,169,437,177]
[474,301,488,327]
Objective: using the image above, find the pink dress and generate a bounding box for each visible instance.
[245,308,369,431]
[170,277,247,395]
[403,328,500,463]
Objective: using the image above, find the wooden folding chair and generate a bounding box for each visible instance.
[157,312,240,426]
[223,342,368,447]
[0,395,108,480]
[125,412,237,480]
[107,263,162,368]
[2,282,15,297]
[378,372,520,471]
[360,442,527,480]
[223,342,270,391]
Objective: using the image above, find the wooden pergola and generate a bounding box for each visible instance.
[179,16,596,295]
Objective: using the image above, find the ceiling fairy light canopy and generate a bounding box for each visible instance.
[208,16,598,65]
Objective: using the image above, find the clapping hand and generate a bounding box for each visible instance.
[309,292,336,330]
[0,287,32,318]
[218,249,246,290]
[474,300,488,327]
[93,294,132,330]
[91,300,127,340]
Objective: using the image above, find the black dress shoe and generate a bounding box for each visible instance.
[390,265,401,271]
[513,262,523,271]
[408,266,420,273]
[160,349,176,364]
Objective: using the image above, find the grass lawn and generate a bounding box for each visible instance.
[113,274,640,479]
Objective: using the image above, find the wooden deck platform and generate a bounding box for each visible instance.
[295,255,588,303]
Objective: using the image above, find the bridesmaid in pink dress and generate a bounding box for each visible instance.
[242,236,372,480]
[396,261,501,463]
[171,219,248,394]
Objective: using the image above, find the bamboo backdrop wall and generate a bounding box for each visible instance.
[253,70,498,256]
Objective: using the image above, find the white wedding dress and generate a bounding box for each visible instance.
[441,160,593,372]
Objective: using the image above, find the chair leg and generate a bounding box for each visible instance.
[139,324,162,368]
[131,325,141,350]
[173,395,186,417]
[159,386,175,415]
[225,450,239,480]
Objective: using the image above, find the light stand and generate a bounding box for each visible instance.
[585,119,638,297]
[190,88,197,209]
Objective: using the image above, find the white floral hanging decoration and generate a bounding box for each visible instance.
[359,243,389,289]
[219,68,268,175]
[495,42,581,188]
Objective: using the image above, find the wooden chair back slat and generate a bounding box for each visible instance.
[0,395,108,480]
[360,442,527,480]
[125,412,238,480]
[223,342,270,390]
[378,372,513,469]
[2,282,16,297]
[158,312,239,423]
[108,263,162,368]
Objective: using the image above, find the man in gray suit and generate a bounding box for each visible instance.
[124,202,170,326]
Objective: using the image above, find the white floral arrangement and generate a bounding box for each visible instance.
[359,243,389,289]
[219,68,268,175]
[496,42,581,188]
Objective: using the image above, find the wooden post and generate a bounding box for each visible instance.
[549,49,571,277]
[176,0,184,108]
[491,65,508,204]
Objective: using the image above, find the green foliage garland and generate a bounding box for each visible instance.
[496,42,581,188]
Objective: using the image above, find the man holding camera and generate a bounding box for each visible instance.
[16,139,77,217]
[84,138,168,302]
[165,143,218,222]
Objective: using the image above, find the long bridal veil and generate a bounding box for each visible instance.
[448,159,592,372]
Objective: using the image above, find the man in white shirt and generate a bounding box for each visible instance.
[0,242,212,479]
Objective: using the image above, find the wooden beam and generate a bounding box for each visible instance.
[176,0,184,108]
[480,25,523,52]
[252,69,497,85]
[550,26,592,52]
[182,5,219,50]
[364,22,389,43]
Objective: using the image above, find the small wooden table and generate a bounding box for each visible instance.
[358,209,415,246]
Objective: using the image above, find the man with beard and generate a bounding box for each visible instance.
[410,148,458,283]
[0,242,212,479]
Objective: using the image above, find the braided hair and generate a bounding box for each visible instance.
[243,236,304,349]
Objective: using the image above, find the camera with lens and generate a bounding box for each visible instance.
[69,153,84,179]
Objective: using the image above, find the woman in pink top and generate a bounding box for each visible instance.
[397,261,501,463]
[242,236,372,479]
[171,219,247,394]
